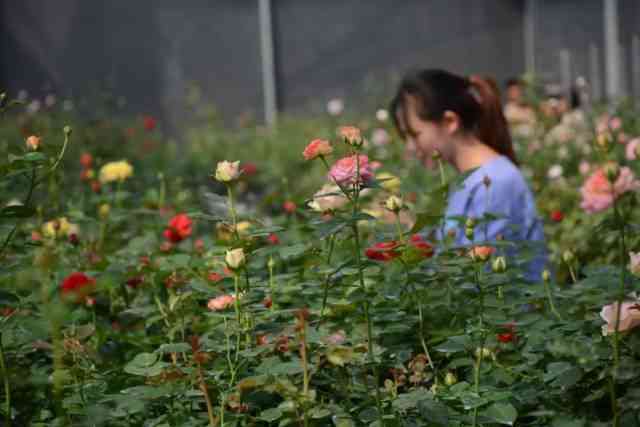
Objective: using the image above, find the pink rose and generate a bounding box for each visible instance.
[580,167,640,213]
[625,138,640,161]
[579,161,591,175]
[328,155,373,185]
[469,246,495,262]
[600,300,640,336]
[207,294,236,311]
[303,139,333,161]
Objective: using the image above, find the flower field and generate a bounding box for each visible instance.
[2,90,640,426]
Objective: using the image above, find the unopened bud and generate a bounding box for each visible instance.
[465,227,474,239]
[492,256,507,273]
[603,161,620,183]
[483,175,492,188]
[267,256,276,269]
[385,195,404,212]
[596,133,611,151]
[431,150,441,160]
[465,217,476,229]
[474,347,493,360]
[63,125,73,136]
[98,203,110,219]
[444,372,457,386]
[562,250,575,264]
[25,135,41,151]
[0,93,6,107]
[542,269,551,283]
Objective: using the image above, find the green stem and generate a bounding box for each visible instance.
[0,331,10,427]
[320,234,336,319]
[611,200,627,427]
[226,185,240,242]
[472,266,486,427]
[268,256,276,311]
[543,279,563,321]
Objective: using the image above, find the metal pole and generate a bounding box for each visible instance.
[603,0,621,101]
[524,0,536,75]
[590,43,602,102]
[258,0,277,126]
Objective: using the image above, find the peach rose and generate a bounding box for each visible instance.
[338,126,362,146]
[580,166,640,213]
[328,154,373,185]
[308,183,348,212]
[469,246,495,262]
[25,135,41,151]
[600,300,640,336]
[207,294,236,311]
[303,139,333,160]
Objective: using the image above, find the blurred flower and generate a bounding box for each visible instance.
[215,160,241,183]
[225,248,246,270]
[60,272,95,303]
[208,272,224,283]
[42,217,79,239]
[409,234,434,258]
[303,139,333,161]
[580,166,640,213]
[326,330,346,345]
[99,160,133,184]
[328,154,372,185]
[25,135,41,151]
[385,195,403,212]
[338,126,363,146]
[44,94,56,108]
[142,115,157,131]
[267,233,280,245]
[62,99,74,111]
[497,332,515,343]
[371,128,390,146]
[240,162,257,177]
[80,153,93,168]
[376,109,389,122]
[626,138,640,161]
[126,276,144,288]
[283,200,297,214]
[207,294,236,311]
[308,183,348,212]
[600,300,640,336]
[326,98,344,116]
[547,164,563,180]
[163,213,193,243]
[550,210,564,222]
[629,252,640,277]
[492,256,507,273]
[98,203,110,219]
[26,99,41,114]
[90,181,101,193]
[579,161,591,175]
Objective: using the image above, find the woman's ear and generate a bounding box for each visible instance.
[442,110,461,135]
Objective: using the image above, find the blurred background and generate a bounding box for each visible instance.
[2,0,639,130]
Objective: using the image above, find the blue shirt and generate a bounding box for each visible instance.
[443,155,547,282]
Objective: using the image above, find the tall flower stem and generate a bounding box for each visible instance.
[472,265,487,427]
[320,234,336,319]
[351,154,384,425]
[0,330,10,427]
[226,184,240,242]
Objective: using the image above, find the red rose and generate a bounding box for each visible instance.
[263,297,273,308]
[163,213,193,243]
[208,272,224,283]
[240,162,258,177]
[126,276,144,288]
[366,241,401,261]
[142,115,157,131]
[60,272,95,302]
[550,210,564,222]
[497,332,515,343]
[409,234,434,258]
[80,153,93,168]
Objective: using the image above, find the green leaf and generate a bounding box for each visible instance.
[326,346,354,367]
[280,243,309,260]
[417,399,449,426]
[156,343,191,353]
[393,389,433,412]
[435,335,470,354]
[0,205,36,218]
[410,212,442,234]
[259,407,283,422]
[482,402,517,425]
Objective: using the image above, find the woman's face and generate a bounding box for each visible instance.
[402,95,453,168]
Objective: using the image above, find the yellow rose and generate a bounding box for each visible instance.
[215,161,241,183]
[99,160,133,184]
[376,172,401,193]
[42,217,78,239]
[225,248,246,270]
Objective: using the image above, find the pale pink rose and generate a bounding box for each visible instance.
[579,161,591,175]
[207,294,236,311]
[625,138,640,161]
[369,161,383,171]
[580,167,640,213]
[629,252,640,277]
[308,184,348,212]
[328,155,373,185]
[303,139,333,161]
[600,300,640,336]
[610,117,622,131]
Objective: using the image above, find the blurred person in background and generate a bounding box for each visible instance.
[390,69,547,281]
[503,77,537,137]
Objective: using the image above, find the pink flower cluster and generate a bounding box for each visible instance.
[580,166,639,213]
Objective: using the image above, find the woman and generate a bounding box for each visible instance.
[390,69,546,281]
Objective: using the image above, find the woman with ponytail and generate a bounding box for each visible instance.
[390,69,546,281]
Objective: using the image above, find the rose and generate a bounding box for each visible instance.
[283,201,297,214]
[207,294,236,311]
[60,272,95,303]
[328,154,373,185]
[469,246,495,262]
[99,160,133,184]
[25,135,41,151]
[142,115,157,131]
[626,138,640,161]
[163,213,193,243]
[376,172,400,192]
[42,217,79,239]
[371,128,390,146]
[80,153,93,168]
[308,184,348,212]
[580,166,640,213]
[365,241,401,262]
[215,160,241,182]
[338,126,363,146]
[629,252,640,277]
[326,98,344,116]
[240,162,258,177]
[409,234,434,259]
[385,195,403,212]
[303,139,333,161]
[225,248,246,270]
[600,300,640,336]
[550,210,564,222]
